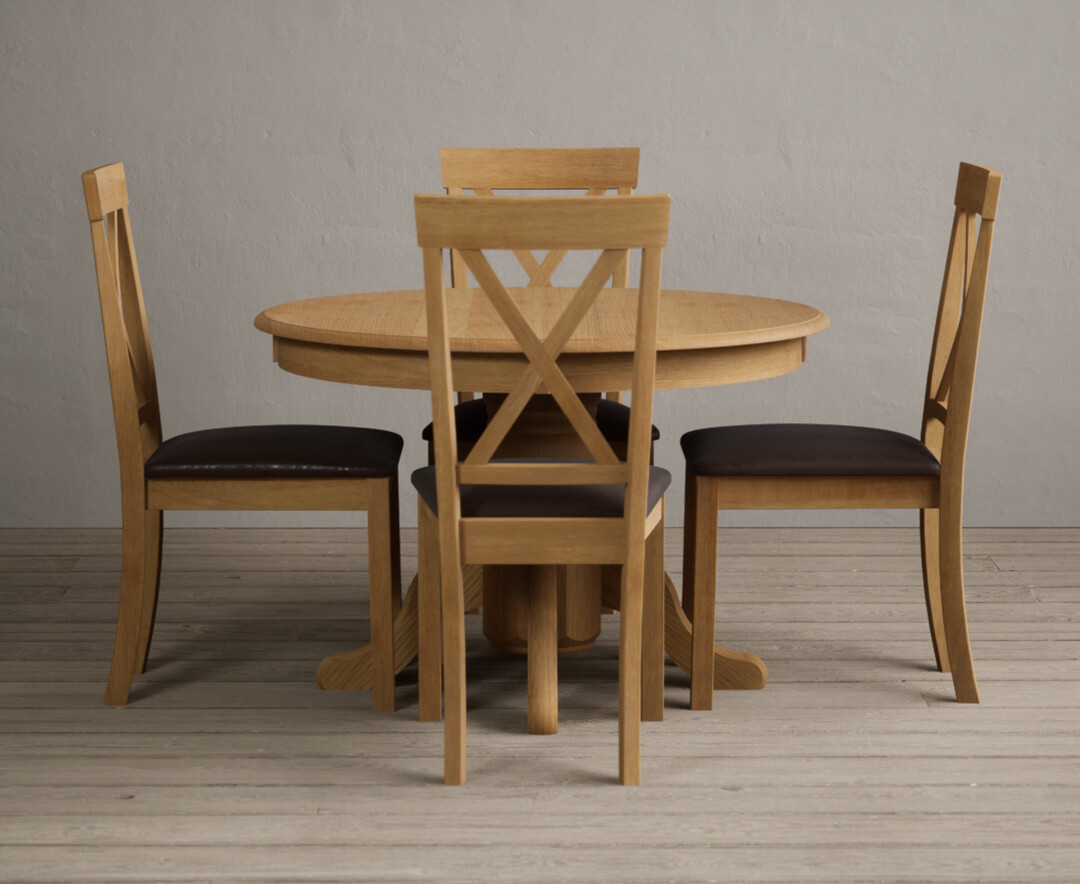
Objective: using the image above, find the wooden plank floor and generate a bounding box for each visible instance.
[1,527,1078,883]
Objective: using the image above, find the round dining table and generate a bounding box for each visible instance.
[255,286,828,703]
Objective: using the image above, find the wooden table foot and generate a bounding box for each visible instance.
[316,568,481,692]
[316,566,765,696]
[316,577,420,690]
[663,573,768,690]
[601,566,767,691]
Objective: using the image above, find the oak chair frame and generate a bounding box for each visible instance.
[83,163,402,709]
[683,162,1002,708]
[415,193,670,785]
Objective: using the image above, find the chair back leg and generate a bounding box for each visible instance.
[133,509,163,675]
[939,495,980,702]
[920,508,950,673]
[104,503,152,705]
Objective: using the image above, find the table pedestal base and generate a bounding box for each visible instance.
[316,567,768,696]
[482,564,602,654]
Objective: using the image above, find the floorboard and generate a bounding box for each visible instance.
[1,527,1077,882]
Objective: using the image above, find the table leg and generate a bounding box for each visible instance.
[663,574,768,690]
[317,564,765,698]
[316,565,483,693]
[600,566,768,691]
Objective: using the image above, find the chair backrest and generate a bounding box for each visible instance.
[415,193,669,548]
[920,162,1002,479]
[83,163,163,490]
[440,148,639,289]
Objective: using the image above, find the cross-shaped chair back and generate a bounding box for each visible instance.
[415,194,669,552]
[440,148,639,289]
[921,162,1002,479]
[82,163,164,491]
[415,193,670,786]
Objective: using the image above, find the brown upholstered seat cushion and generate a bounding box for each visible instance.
[411,460,671,518]
[144,425,403,479]
[421,397,660,443]
[681,424,940,477]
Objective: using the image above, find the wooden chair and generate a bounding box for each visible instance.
[83,163,404,709]
[413,193,671,784]
[422,148,658,461]
[680,162,1002,708]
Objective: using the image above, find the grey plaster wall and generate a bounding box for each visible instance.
[2,0,1077,528]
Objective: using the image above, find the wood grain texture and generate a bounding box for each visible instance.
[272,331,812,394]
[255,287,827,355]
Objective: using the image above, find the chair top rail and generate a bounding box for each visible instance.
[954,162,1002,220]
[441,147,639,190]
[416,194,670,250]
[83,163,130,221]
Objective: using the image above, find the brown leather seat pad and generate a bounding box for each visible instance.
[411,460,671,518]
[144,425,403,479]
[681,424,940,477]
[421,397,660,443]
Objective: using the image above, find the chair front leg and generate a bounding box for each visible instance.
[920,507,950,673]
[618,541,646,785]
[417,500,443,722]
[368,477,399,713]
[388,475,403,616]
[687,474,719,711]
[641,507,666,722]
[441,549,468,785]
[134,509,163,674]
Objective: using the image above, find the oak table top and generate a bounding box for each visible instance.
[255,287,829,392]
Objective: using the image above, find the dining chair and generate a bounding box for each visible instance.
[413,193,671,784]
[679,162,1001,709]
[83,163,404,710]
[422,148,658,462]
